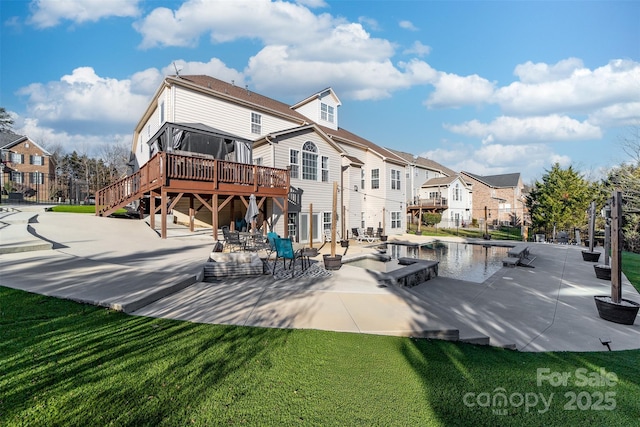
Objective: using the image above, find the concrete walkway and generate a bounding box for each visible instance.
[1,205,639,352]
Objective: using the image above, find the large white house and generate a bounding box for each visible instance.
[131,75,412,242]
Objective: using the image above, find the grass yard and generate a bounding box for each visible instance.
[2,283,639,427]
[48,205,128,215]
[622,251,640,293]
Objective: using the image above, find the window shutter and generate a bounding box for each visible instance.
[21,154,25,164]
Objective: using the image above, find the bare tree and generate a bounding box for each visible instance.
[100,141,129,183]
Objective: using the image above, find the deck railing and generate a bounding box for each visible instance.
[97,152,289,216]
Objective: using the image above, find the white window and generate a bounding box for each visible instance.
[31,155,44,166]
[323,212,332,231]
[429,191,440,199]
[361,169,365,190]
[321,156,329,182]
[454,184,460,201]
[11,153,22,164]
[361,212,365,229]
[302,141,318,181]
[391,169,401,190]
[11,171,23,183]
[391,211,401,229]
[159,100,165,123]
[371,168,379,189]
[251,112,261,134]
[253,157,263,166]
[321,103,334,123]
[31,172,44,184]
[289,149,299,179]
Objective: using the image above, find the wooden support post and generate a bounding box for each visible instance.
[331,182,337,257]
[611,191,622,304]
[161,189,167,239]
[283,196,289,239]
[150,191,156,230]
[309,203,313,248]
[212,194,218,239]
[189,195,194,232]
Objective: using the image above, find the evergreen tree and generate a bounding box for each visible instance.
[0,107,14,132]
[526,163,598,233]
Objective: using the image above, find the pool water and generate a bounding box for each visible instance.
[347,241,510,283]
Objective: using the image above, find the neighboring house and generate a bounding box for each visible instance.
[419,175,473,227]
[128,75,410,241]
[460,172,527,226]
[1,132,54,201]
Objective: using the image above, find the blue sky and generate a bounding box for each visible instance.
[1,0,638,182]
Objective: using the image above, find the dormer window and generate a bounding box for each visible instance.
[321,103,334,123]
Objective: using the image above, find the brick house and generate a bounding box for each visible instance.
[1,133,55,202]
[460,171,527,226]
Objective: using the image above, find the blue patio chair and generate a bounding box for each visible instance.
[273,237,303,278]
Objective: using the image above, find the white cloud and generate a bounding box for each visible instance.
[445,115,602,144]
[134,0,339,49]
[399,20,418,31]
[15,116,129,156]
[358,16,381,32]
[425,72,495,108]
[422,143,571,181]
[161,59,244,86]
[495,59,640,116]
[513,57,584,83]
[28,0,141,29]
[17,67,151,134]
[588,102,640,128]
[403,41,431,57]
[295,0,328,7]
[246,48,433,100]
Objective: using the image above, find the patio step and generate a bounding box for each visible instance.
[459,335,491,346]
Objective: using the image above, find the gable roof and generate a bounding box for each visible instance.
[422,175,460,187]
[291,87,342,110]
[387,148,457,176]
[173,75,311,124]
[169,75,408,167]
[0,132,51,155]
[461,171,521,188]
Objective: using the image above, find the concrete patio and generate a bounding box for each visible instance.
[1,205,639,352]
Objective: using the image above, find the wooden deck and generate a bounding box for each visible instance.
[96,152,290,239]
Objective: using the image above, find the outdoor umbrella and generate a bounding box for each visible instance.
[245,194,259,231]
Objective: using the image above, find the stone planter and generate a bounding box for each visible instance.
[594,296,639,325]
[323,254,342,270]
[581,250,601,262]
[594,264,611,280]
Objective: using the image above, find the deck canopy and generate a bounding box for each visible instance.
[148,122,253,164]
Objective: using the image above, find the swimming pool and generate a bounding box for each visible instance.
[346,241,510,283]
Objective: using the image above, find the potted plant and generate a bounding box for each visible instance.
[582,201,601,262]
[594,191,639,325]
[323,182,342,270]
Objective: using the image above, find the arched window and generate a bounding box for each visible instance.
[302,141,318,180]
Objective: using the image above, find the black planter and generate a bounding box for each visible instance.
[594,296,639,325]
[323,254,342,270]
[340,240,349,248]
[380,235,388,242]
[582,251,601,262]
[594,264,611,280]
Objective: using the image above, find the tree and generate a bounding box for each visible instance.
[422,212,442,226]
[526,163,598,233]
[0,107,14,132]
[603,125,640,252]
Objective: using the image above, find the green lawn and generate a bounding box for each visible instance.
[2,256,639,426]
[622,251,640,293]
[48,205,127,215]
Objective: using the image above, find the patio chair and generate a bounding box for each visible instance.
[273,237,303,278]
[221,226,245,252]
[357,227,375,243]
[323,228,340,242]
